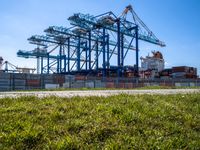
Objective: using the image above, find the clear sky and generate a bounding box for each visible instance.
[0,0,200,74]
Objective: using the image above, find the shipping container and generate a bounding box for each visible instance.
[0,85,10,91]
[14,86,26,91]
[0,73,11,79]
[14,80,26,86]
[106,82,115,88]
[143,83,150,86]
[26,86,41,90]
[0,79,10,85]
[172,66,197,79]
[53,76,65,85]
[116,82,125,88]
[29,74,41,80]
[172,66,189,73]
[189,82,195,87]
[45,84,59,89]
[44,79,54,84]
[175,83,181,87]
[43,74,54,80]
[12,73,26,79]
[172,72,186,78]
[75,75,86,80]
[65,75,75,81]
[71,81,85,88]
[94,81,105,88]
[63,82,70,88]
[150,82,159,86]
[85,81,94,88]
[26,79,40,86]
[124,83,133,89]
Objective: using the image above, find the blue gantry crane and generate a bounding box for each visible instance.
[17,5,165,77]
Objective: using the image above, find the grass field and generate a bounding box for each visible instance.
[0,94,200,149]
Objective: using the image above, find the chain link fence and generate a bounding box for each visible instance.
[0,72,200,91]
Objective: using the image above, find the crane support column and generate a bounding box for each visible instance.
[57,57,60,73]
[41,57,43,74]
[103,28,106,77]
[47,53,50,74]
[67,38,70,73]
[117,19,121,77]
[121,34,124,77]
[107,34,110,69]
[96,40,99,70]
[5,62,8,72]
[77,36,81,71]
[64,55,66,73]
[121,34,124,67]
[59,45,62,73]
[88,31,91,70]
[37,57,40,74]
[85,42,88,70]
[135,25,139,76]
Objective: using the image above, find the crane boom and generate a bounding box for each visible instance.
[68,5,165,47]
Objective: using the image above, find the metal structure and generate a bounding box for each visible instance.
[0,61,17,72]
[0,57,3,70]
[0,60,36,73]
[17,5,165,77]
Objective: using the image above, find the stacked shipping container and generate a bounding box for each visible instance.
[0,72,200,91]
[172,66,197,79]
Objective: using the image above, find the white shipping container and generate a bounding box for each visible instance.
[63,82,70,88]
[45,84,59,89]
[175,83,181,87]
[189,82,195,87]
[71,81,85,88]
[144,83,150,86]
[95,81,106,88]
[181,83,189,87]
[85,81,94,88]
[150,83,159,86]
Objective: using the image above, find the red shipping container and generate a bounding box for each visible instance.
[53,75,65,84]
[172,66,189,73]
[106,82,115,88]
[75,75,86,80]
[27,79,40,86]
[117,82,125,88]
[125,83,133,89]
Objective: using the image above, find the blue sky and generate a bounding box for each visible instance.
[0,0,200,74]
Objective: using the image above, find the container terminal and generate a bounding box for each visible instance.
[0,5,199,91]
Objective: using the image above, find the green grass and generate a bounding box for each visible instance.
[0,94,200,149]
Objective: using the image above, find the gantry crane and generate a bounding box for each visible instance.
[0,57,3,70]
[17,5,165,77]
[0,60,36,73]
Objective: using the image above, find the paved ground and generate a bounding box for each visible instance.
[0,89,200,98]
